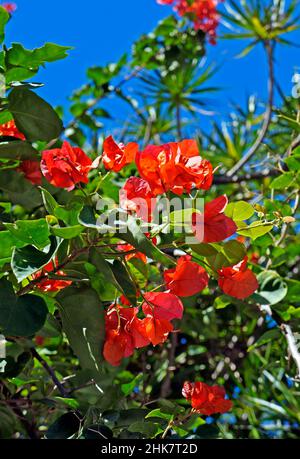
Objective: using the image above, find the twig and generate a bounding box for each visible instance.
[17,247,90,296]
[31,348,69,398]
[281,325,300,380]
[66,66,142,131]
[160,333,178,398]
[227,42,275,177]
[176,103,182,140]
[214,168,279,184]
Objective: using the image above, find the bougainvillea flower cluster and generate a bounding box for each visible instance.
[182,381,233,415]
[0,118,258,389]
[41,141,93,191]
[103,295,183,366]
[32,259,72,293]
[157,0,222,44]
[136,139,213,196]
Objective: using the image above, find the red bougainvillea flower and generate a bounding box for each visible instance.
[192,195,237,243]
[18,160,42,186]
[102,136,138,172]
[142,291,184,321]
[120,176,156,222]
[137,139,213,196]
[182,381,233,415]
[32,260,72,293]
[117,242,147,264]
[0,120,25,140]
[41,141,92,191]
[103,305,150,366]
[141,316,174,346]
[164,255,209,297]
[218,256,259,300]
[2,2,17,13]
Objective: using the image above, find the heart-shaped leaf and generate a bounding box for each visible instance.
[8,87,63,142]
[11,236,61,282]
[0,279,48,336]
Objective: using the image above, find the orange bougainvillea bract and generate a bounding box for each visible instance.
[102,136,138,172]
[218,256,259,300]
[192,195,237,243]
[182,381,233,415]
[164,255,209,297]
[142,291,184,321]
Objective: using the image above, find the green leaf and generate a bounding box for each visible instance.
[7,43,72,68]
[225,201,255,221]
[5,67,37,84]
[5,219,50,249]
[270,172,295,190]
[8,87,63,142]
[206,240,246,270]
[128,421,162,438]
[146,409,173,421]
[0,279,48,336]
[11,236,61,282]
[192,243,219,257]
[0,6,9,43]
[89,249,137,305]
[40,187,59,214]
[111,260,138,306]
[278,114,300,133]
[84,262,117,302]
[237,222,273,240]
[214,295,232,310]
[0,141,39,160]
[248,329,281,352]
[118,216,175,266]
[222,240,247,264]
[78,205,115,233]
[0,230,26,266]
[256,271,288,305]
[0,170,41,211]
[121,374,143,397]
[54,397,79,410]
[45,412,81,440]
[57,286,105,376]
[1,353,31,378]
[285,156,300,172]
[50,225,83,239]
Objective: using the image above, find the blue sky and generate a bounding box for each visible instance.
[4,0,300,129]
